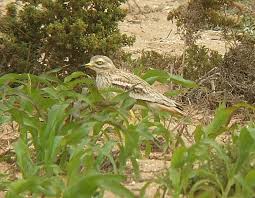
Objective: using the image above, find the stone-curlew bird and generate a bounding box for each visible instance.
[83,55,184,115]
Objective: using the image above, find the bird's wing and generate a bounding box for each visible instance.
[110,70,183,114]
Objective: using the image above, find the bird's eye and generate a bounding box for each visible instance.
[96,60,104,65]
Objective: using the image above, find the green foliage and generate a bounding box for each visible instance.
[155,104,255,198]
[220,43,255,103]
[129,51,178,75]
[167,0,255,45]
[183,44,223,81]
[168,0,255,103]
[0,70,175,197]
[0,0,134,74]
[142,68,198,88]
[0,70,254,197]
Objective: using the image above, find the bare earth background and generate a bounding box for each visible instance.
[0,0,228,197]
[120,0,226,57]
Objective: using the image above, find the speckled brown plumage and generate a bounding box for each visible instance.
[84,55,184,115]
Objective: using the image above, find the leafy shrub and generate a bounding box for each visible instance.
[168,0,255,104]
[155,104,255,198]
[183,44,223,81]
[129,51,178,74]
[0,70,176,197]
[0,69,254,197]
[0,0,134,75]
[167,0,253,45]
[219,43,255,103]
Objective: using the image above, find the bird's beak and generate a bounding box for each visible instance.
[79,62,94,68]
[85,62,94,67]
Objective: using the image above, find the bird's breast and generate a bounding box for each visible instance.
[96,74,112,89]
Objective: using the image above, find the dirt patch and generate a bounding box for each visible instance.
[0,123,19,157]
[120,0,227,59]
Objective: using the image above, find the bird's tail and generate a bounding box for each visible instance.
[148,102,185,116]
[158,103,185,116]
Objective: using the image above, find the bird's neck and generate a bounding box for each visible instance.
[96,70,116,89]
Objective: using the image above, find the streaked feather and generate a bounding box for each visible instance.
[85,55,184,115]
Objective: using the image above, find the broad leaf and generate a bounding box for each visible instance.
[168,74,198,88]
[171,146,188,168]
[142,69,169,84]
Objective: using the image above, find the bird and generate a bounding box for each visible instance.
[83,55,184,115]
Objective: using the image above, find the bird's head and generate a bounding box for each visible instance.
[82,55,116,73]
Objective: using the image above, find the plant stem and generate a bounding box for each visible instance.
[222,178,234,198]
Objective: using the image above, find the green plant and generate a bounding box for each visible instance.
[128,51,178,74]
[220,43,255,103]
[168,0,255,104]
[0,71,137,197]
[0,68,254,197]
[0,0,134,75]
[183,44,223,81]
[0,69,187,197]
[167,0,255,45]
[155,103,255,198]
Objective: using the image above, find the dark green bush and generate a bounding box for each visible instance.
[183,44,223,81]
[168,0,255,104]
[220,43,255,103]
[0,0,134,74]
[155,103,255,198]
[129,51,178,74]
[167,0,251,45]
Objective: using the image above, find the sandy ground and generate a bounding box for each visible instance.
[120,0,227,58]
[0,0,229,197]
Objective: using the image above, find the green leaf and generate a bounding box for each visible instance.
[42,87,60,99]
[14,139,37,178]
[169,167,181,194]
[139,182,152,198]
[196,190,217,198]
[204,103,255,139]
[168,74,198,88]
[6,176,64,197]
[0,73,26,86]
[142,69,198,87]
[204,104,234,139]
[64,174,135,198]
[95,140,117,172]
[37,73,61,84]
[42,104,69,163]
[61,122,94,146]
[43,103,69,137]
[235,127,255,172]
[194,125,204,142]
[99,175,135,198]
[203,139,230,164]
[171,146,188,168]
[234,174,254,197]
[0,115,11,124]
[247,127,255,141]
[125,125,140,157]
[131,156,140,179]
[44,67,62,74]
[64,72,86,83]
[245,170,255,187]
[165,90,184,97]
[66,140,90,185]
[233,102,255,111]
[142,69,169,84]
[64,78,93,89]
[7,177,40,197]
